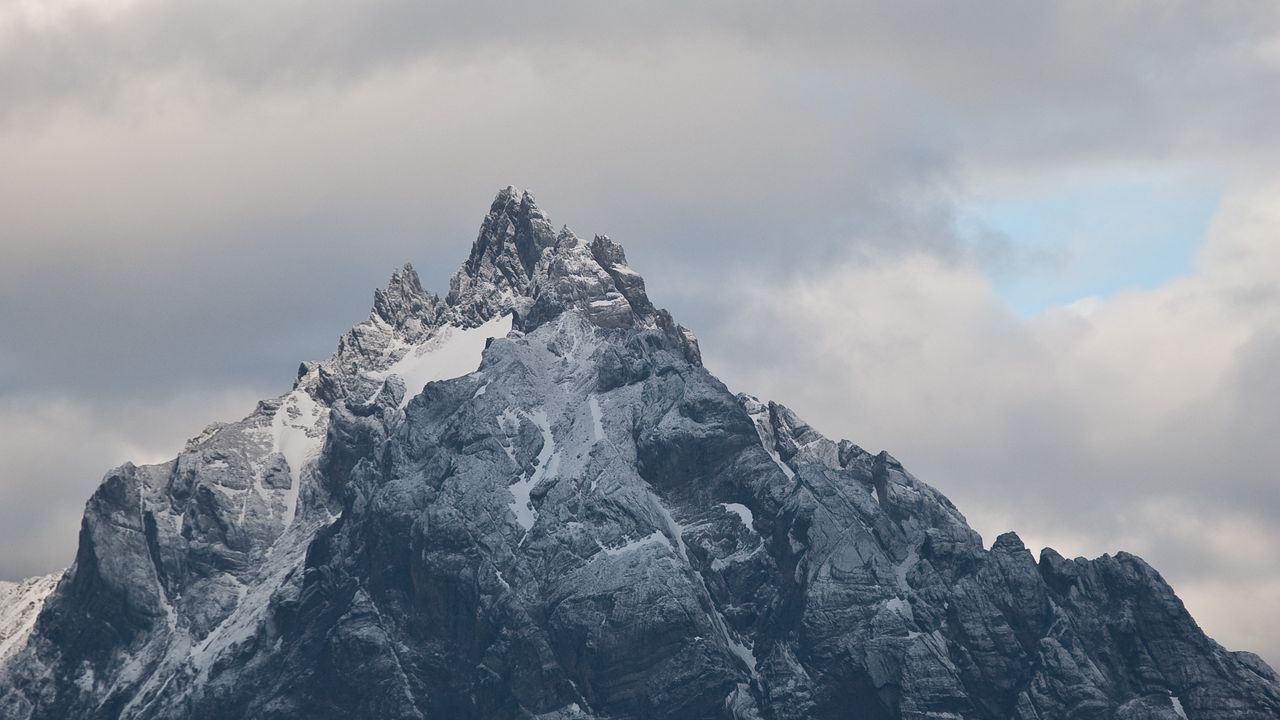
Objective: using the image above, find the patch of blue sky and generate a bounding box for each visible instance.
[961,173,1221,317]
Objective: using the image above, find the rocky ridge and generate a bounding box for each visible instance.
[0,187,1276,719]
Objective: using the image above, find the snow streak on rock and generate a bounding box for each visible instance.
[508,408,557,534]
[269,388,326,526]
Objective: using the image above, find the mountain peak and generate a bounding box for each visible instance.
[445,187,557,324]
[492,183,529,205]
[5,189,1272,719]
[438,189,697,362]
[372,262,439,339]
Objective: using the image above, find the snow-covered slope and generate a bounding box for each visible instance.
[0,573,60,663]
[371,313,513,409]
[1,188,1276,720]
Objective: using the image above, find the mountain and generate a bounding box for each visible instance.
[1,188,1277,719]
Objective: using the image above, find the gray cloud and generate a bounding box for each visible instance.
[4,2,1277,162]
[0,0,1277,666]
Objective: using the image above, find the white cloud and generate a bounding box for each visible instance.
[704,184,1280,664]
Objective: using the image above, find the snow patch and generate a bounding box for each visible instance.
[588,395,604,442]
[73,663,96,694]
[656,502,690,563]
[883,596,913,620]
[508,409,557,534]
[721,503,754,530]
[723,631,759,682]
[270,388,327,526]
[896,544,919,592]
[373,313,512,409]
[763,446,794,479]
[745,405,795,479]
[724,682,762,720]
[1171,695,1188,719]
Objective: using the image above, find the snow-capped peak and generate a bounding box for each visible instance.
[5,188,1263,720]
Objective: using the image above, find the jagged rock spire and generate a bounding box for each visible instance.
[432,187,701,366]
[319,263,441,399]
[446,186,558,326]
[372,263,439,341]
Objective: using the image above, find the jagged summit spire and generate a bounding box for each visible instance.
[438,188,700,360]
[333,188,701,374]
[445,187,558,325]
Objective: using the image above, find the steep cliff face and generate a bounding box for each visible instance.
[1,188,1276,720]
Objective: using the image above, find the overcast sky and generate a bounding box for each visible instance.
[2,0,1278,666]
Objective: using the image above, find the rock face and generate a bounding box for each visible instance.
[1,187,1276,719]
